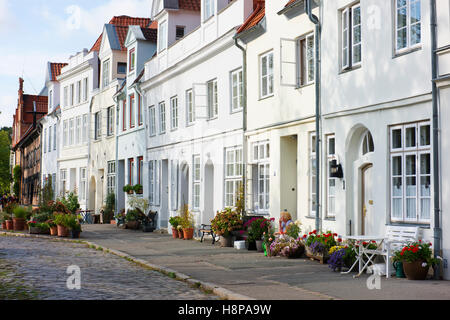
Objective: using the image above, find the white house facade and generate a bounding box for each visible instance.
[141,0,253,230]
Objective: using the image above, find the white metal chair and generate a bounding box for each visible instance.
[365,226,422,278]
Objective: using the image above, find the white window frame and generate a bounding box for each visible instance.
[149,106,156,136]
[75,116,81,145]
[395,0,422,54]
[193,155,201,210]
[389,121,431,224]
[102,59,110,88]
[130,95,136,128]
[94,111,101,140]
[207,79,218,120]
[159,102,166,134]
[53,124,57,151]
[170,96,178,130]
[63,86,68,107]
[224,146,243,208]
[80,167,87,200]
[107,161,116,196]
[204,0,215,21]
[159,20,168,52]
[260,51,274,99]
[69,118,74,145]
[342,3,362,70]
[60,169,67,196]
[149,160,155,204]
[83,77,88,102]
[76,80,81,105]
[63,120,68,147]
[48,125,52,152]
[299,33,315,86]
[251,141,270,213]
[309,132,317,218]
[230,68,243,112]
[82,114,88,143]
[327,135,336,218]
[186,89,195,125]
[107,106,114,136]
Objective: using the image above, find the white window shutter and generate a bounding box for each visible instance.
[193,83,208,119]
[342,8,350,69]
[280,38,299,87]
[171,160,179,210]
[155,160,161,206]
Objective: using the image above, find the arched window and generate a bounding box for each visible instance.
[362,131,374,155]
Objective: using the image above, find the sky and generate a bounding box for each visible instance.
[0,0,152,128]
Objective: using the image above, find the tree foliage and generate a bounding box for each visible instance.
[0,129,12,194]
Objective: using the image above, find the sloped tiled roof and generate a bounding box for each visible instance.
[236,2,265,34]
[141,27,158,43]
[179,0,201,11]
[90,16,153,52]
[50,63,68,81]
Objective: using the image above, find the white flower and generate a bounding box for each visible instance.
[422,262,428,268]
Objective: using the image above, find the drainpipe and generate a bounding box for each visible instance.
[86,95,95,213]
[430,0,441,280]
[112,91,120,217]
[234,37,247,216]
[306,0,321,232]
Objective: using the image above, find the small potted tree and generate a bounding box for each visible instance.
[12,206,28,231]
[169,216,181,239]
[125,209,140,230]
[123,185,134,195]
[133,184,143,195]
[179,204,195,240]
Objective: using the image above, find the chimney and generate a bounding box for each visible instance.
[253,0,265,10]
[33,101,37,127]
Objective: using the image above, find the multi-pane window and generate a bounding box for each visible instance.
[149,160,154,204]
[186,89,195,125]
[149,106,156,136]
[231,69,243,111]
[76,80,81,104]
[224,147,243,207]
[82,114,88,143]
[390,122,431,223]
[395,0,421,53]
[260,51,274,98]
[75,116,81,144]
[170,96,178,130]
[48,125,52,152]
[63,86,68,107]
[63,120,68,147]
[193,155,201,209]
[122,100,127,131]
[69,118,74,145]
[128,158,135,186]
[53,124,56,151]
[159,102,166,134]
[300,34,315,86]
[309,133,317,217]
[138,156,143,185]
[342,3,361,69]
[204,0,215,21]
[94,111,101,140]
[70,84,74,106]
[130,95,135,128]
[107,161,116,196]
[252,141,270,212]
[80,168,86,200]
[107,106,114,136]
[129,48,135,72]
[207,79,218,119]
[83,77,88,102]
[43,129,47,153]
[103,59,110,88]
[148,160,160,205]
[327,135,336,218]
[138,95,143,126]
[60,169,67,196]
[159,20,167,52]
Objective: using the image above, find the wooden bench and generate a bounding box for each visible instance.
[199,224,216,245]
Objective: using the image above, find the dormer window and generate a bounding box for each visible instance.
[204,0,215,21]
[118,63,126,74]
[129,48,136,72]
[159,20,168,52]
[176,26,185,40]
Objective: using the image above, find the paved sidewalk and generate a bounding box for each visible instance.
[77,225,450,300]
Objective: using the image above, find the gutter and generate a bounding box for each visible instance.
[430,0,441,280]
[306,0,321,232]
[233,37,247,215]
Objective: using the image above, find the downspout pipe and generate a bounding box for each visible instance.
[112,90,120,217]
[306,0,321,232]
[430,0,441,280]
[234,37,247,216]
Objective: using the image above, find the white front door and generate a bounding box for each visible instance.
[361,165,374,235]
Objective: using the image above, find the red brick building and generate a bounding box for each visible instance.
[11,78,48,206]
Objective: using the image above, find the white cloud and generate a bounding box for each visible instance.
[0,0,12,33]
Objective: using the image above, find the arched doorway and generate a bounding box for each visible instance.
[345,126,376,236]
[203,160,214,224]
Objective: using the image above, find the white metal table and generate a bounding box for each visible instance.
[340,235,385,278]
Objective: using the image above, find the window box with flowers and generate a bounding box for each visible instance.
[303,231,339,264]
[393,241,439,280]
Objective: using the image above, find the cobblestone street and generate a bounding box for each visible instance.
[0,235,218,300]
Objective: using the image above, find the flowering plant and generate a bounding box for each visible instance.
[393,241,438,267]
[245,217,275,242]
[286,221,301,239]
[328,245,357,271]
[305,230,339,252]
[269,236,305,258]
[211,208,243,237]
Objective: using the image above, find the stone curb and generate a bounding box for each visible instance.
[0,231,255,301]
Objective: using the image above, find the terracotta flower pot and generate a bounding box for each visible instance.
[50,226,58,236]
[13,218,26,231]
[57,225,69,237]
[6,220,13,230]
[183,228,194,240]
[403,260,430,280]
[110,220,116,225]
[177,229,184,239]
[172,228,179,239]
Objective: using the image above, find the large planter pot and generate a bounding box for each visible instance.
[49,226,58,236]
[70,230,81,239]
[255,240,264,253]
[126,221,140,230]
[57,225,69,237]
[13,218,26,231]
[6,220,13,230]
[1,221,6,229]
[306,246,329,264]
[172,228,179,239]
[219,235,233,247]
[29,226,41,234]
[247,240,256,251]
[403,260,430,280]
[183,228,194,240]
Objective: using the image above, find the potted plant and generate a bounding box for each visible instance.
[102,193,116,224]
[211,208,243,247]
[304,231,339,264]
[27,220,40,234]
[176,225,184,238]
[66,215,82,239]
[393,241,439,280]
[269,236,305,259]
[125,209,140,230]
[245,217,274,252]
[47,219,58,236]
[179,204,195,240]
[169,216,181,239]
[123,184,134,195]
[133,184,143,195]
[54,213,70,237]
[12,206,28,231]
[0,212,7,229]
